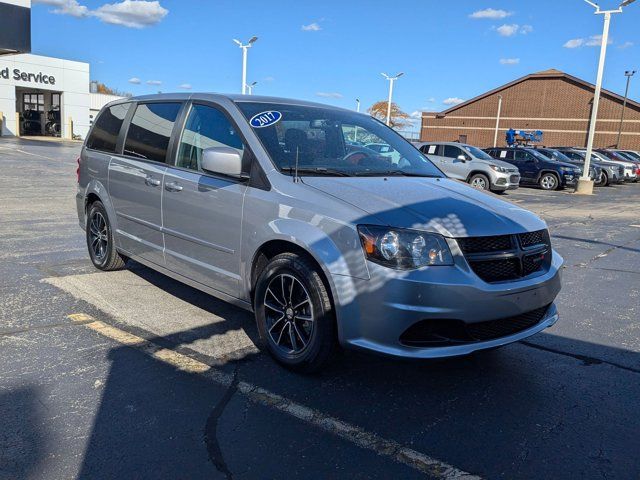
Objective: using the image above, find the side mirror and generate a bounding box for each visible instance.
[456,154,467,162]
[201,147,244,177]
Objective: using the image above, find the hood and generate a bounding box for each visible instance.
[554,160,580,170]
[302,177,546,238]
[479,158,517,170]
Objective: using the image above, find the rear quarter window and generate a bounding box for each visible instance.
[86,103,130,153]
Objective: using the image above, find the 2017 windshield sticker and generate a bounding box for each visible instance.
[250,111,282,128]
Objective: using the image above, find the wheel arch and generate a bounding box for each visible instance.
[83,180,119,233]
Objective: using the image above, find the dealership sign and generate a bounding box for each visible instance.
[0,67,55,85]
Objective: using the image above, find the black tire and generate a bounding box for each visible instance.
[539,172,559,191]
[469,173,490,191]
[254,252,335,372]
[86,201,127,271]
[597,170,609,187]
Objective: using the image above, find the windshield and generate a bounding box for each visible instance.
[236,102,444,178]
[527,149,550,161]
[461,145,494,161]
[539,149,575,164]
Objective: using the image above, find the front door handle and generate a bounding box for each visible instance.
[145,176,161,187]
[165,181,183,192]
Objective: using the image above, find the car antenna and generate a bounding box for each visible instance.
[294,146,300,183]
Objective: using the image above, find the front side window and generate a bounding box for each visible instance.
[176,104,244,171]
[86,103,130,153]
[236,102,444,178]
[124,102,182,162]
[462,145,493,160]
[443,145,462,158]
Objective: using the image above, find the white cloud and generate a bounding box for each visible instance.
[33,0,88,17]
[520,24,533,34]
[563,38,584,49]
[302,22,321,31]
[500,58,520,65]
[426,97,436,103]
[585,34,612,46]
[316,92,342,99]
[264,76,275,82]
[469,8,512,19]
[34,0,168,28]
[496,24,519,37]
[146,80,162,85]
[128,77,141,84]
[443,97,464,106]
[179,83,192,90]
[564,34,613,49]
[618,41,634,49]
[494,24,533,37]
[93,1,168,28]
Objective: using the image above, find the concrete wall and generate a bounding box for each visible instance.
[0,53,90,139]
[421,75,640,149]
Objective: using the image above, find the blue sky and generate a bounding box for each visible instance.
[32,0,638,130]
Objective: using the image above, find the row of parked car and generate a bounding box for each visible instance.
[411,141,640,193]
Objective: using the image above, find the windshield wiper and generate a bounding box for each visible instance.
[280,167,352,177]
[354,170,441,178]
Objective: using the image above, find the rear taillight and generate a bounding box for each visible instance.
[76,156,81,183]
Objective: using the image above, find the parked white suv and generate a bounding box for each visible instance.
[415,141,520,192]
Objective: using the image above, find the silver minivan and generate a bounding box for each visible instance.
[415,141,520,192]
[77,94,562,371]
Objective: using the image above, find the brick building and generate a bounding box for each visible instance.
[420,69,640,149]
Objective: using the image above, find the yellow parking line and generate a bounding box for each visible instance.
[67,313,481,479]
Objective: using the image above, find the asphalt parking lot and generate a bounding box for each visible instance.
[1,137,639,480]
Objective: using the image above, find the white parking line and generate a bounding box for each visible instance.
[68,312,481,479]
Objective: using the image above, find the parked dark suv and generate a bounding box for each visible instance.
[484,147,582,190]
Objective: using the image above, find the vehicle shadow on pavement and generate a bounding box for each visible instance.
[0,386,47,480]
[70,270,640,480]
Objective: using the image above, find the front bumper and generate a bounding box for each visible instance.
[561,174,579,187]
[491,172,520,191]
[333,249,563,359]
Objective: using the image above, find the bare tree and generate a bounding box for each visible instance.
[367,101,411,129]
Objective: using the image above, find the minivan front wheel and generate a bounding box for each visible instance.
[469,173,490,191]
[86,201,127,271]
[254,253,335,372]
[539,173,559,191]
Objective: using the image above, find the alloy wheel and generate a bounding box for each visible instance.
[540,175,557,190]
[263,274,314,355]
[470,177,487,190]
[88,211,108,261]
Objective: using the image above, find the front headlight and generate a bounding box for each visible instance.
[357,225,453,269]
[489,164,507,173]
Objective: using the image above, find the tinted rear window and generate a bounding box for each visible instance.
[123,103,182,162]
[86,103,130,153]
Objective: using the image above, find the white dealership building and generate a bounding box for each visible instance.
[0,53,93,139]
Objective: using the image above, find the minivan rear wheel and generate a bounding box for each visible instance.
[254,253,335,372]
[86,201,127,271]
[469,173,490,191]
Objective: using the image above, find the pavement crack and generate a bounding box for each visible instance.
[521,341,640,374]
[204,368,239,479]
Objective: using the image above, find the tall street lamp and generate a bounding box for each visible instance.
[233,36,258,95]
[493,95,503,147]
[381,72,404,126]
[616,70,636,148]
[578,0,635,194]
[246,81,257,95]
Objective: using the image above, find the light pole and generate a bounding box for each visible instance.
[233,36,258,95]
[246,81,257,95]
[616,70,635,148]
[578,0,635,194]
[381,72,404,126]
[354,98,360,143]
[493,95,503,147]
